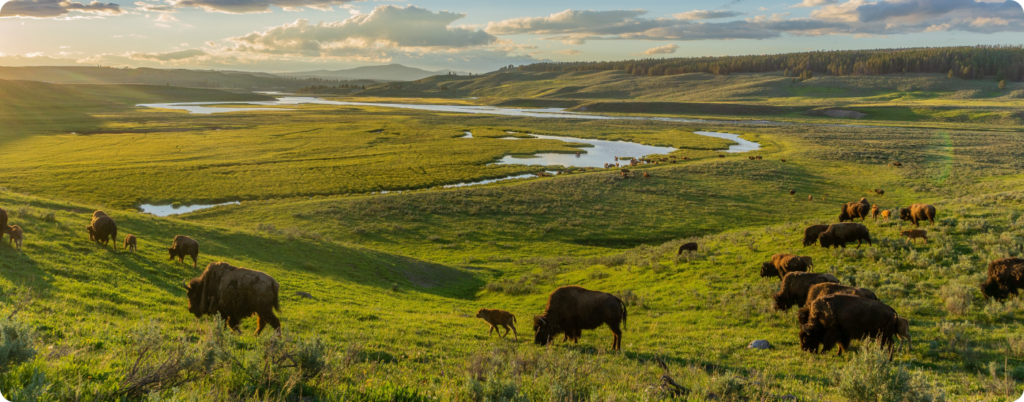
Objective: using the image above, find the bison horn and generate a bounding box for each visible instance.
[537,317,547,325]
[181,279,190,290]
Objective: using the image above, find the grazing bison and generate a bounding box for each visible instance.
[169,235,200,268]
[808,195,813,202]
[789,190,796,195]
[900,204,936,227]
[818,223,871,249]
[677,242,698,255]
[839,198,871,222]
[183,262,281,335]
[0,207,6,245]
[781,159,787,162]
[87,211,118,246]
[6,225,23,251]
[124,234,137,252]
[799,295,899,358]
[895,317,912,353]
[980,258,1024,301]
[803,224,830,247]
[760,253,810,280]
[890,162,903,167]
[772,272,840,311]
[800,256,814,268]
[874,189,885,196]
[476,308,518,341]
[900,229,927,244]
[533,286,627,351]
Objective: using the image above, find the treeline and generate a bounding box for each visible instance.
[294,84,365,94]
[504,46,1024,81]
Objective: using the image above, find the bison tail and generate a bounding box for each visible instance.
[620,299,628,331]
[273,282,281,313]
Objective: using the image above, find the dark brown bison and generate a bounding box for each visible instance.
[476,308,518,341]
[0,207,6,245]
[124,234,137,252]
[533,286,627,351]
[980,258,1024,301]
[874,189,885,196]
[183,262,281,335]
[900,204,936,227]
[799,295,899,358]
[87,211,118,246]
[789,190,796,195]
[803,224,830,247]
[781,159,787,162]
[839,198,871,222]
[772,272,840,311]
[677,242,698,255]
[169,235,200,268]
[760,253,810,280]
[890,162,903,167]
[818,223,871,249]
[798,283,879,323]
[6,225,23,251]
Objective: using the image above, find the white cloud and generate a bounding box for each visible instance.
[673,10,744,20]
[555,49,582,55]
[1,0,122,18]
[790,0,838,8]
[637,44,679,55]
[168,0,350,14]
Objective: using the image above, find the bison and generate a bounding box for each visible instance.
[900,204,936,227]
[880,209,892,222]
[760,253,810,280]
[169,235,200,268]
[87,211,118,246]
[900,229,927,244]
[803,224,830,247]
[789,190,796,195]
[895,317,912,353]
[476,308,518,341]
[798,283,879,325]
[6,225,23,251]
[533,286,627,351]
[0,207,6,245]
[799,295,899,358]
[980,258,1024,301]
[772,272,840,311]
[839,198,871,222]
[183,261,281,335]
[124,234,137,252]
[677,242,698,255]
[818,223,871,249]
[874,189,885,196]
[871,204,880,221]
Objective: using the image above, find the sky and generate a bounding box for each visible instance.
[1,0,1023,73]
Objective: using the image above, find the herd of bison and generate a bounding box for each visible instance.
[0,194,1022,358]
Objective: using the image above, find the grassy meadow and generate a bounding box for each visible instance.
[1,74,1024,401]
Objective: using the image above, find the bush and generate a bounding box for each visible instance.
[938,284,974,316]
[0,317,36,370]
[836,342,944,402]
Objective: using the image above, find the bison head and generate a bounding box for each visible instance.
[980,278,1010,301]
[899,208,912,221]
[818,232,834,248]
[183,278,205,318]
[797,307,811,326]
[532,316,562,346]
[475,309,486,319]
[168,246,178,261]
[759,262,779,278]
[86,226,97,241]
[772,292,791,311]
[798,325,822,353]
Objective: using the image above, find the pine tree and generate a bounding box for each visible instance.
[948,69,955,79]
[1000,80,1007,90]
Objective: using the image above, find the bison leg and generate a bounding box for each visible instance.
[608,322,623,351]
[500,325,510,339]
[821,330,841,355]
[509,324,518,342]
[191,254,198,268]
[227,317,242,334]
[488,325,495,337]
[256,311,281,336]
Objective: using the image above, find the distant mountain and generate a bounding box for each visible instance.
[284,64,467,82]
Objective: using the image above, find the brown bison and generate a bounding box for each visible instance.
[900,229,927,244]
[803,224,830,247]
[760,253,810,280]
[789,190,796,195]
[890,162,903,167]
[839,198,871,222]
[124,234,137,252]
[772,272,840,311]
[880,209,892,222]
[676,242,698,255]
[476,308,518,341]
[781,159,787,162]
[874,189,885,196]
[980,258,1024,301]
[818,223,871,249]
[87,211,118,246]
[808,195,813,201]
[799,295,899,358]
[533,286,627,351]
[169,235,200,268]
[183,262,281,335]
[0,207,6,245]
[900,204,936,227]
[871,204,880,221]
[6,225,23,251]
[895,317,912,353]
[798,283,880,325]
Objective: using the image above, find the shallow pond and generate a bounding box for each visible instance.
[490,134,678,168]
[443,171,560,188]
[140,201,240,217]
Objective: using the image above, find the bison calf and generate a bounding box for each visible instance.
[169,235,200,268]
[476,308,518,341]
[900,229,927,244]
[6,225,23,251]
[0,207,7,245]
[124,234,137,252]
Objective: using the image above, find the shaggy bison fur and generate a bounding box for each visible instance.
[838,198,871,222]
[533,286,627,351]
[803,225,830,247]
[818,223,871,249]
[772,272,840,311]
[980,257,1024,301]
[760,253,810,280]
[799,295,899,358]
[184,262,281,335]
[900,204,936,227]
[169,235,200,268]
[676,242,698,255]
[87,211,118,246]
[476,308,518,341]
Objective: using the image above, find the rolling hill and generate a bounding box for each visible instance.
[285,64,465,81]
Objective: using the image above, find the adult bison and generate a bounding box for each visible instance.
[760,253,810,280]
[900,204,936,227]
[0,207,6,245]
[533,286,627,351]
[87,210,118,247]
[818,223,871,249]
[839,198,870,222]
[772,272,840,311]
[803,225,830,247]
[797,283,879,323]
[799,295,899,358]
[980,257,1024,301]
[677,242,698,255]
[169,235,200,268]
[183,262,281,335]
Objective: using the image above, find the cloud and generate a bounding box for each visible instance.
[1,0,122,18]
[134,1,171,12]
[0,53,80,66]
[673,10,744,20]
[168,0,350,13]
[638,44,679,55]
[555,49,582,55]
[485,9,656,35]
[813,0,1024,34]
[790,0,838,8]
[128,48,206,61]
